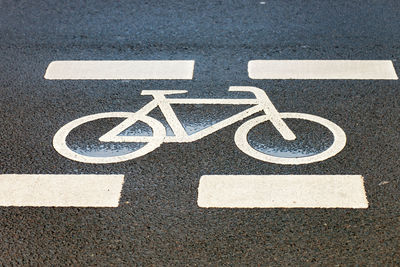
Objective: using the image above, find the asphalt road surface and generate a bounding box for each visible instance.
[0,0,399,265]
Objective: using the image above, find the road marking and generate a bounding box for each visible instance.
[53,87,346,164]
[0,174,124,207]
[44,60,195,80]
[198,175,368,208]
[248,60,398,79]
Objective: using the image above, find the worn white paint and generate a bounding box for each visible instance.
[53,86,346,164]
[248,60,398,79]
[0,174,124,207]
[198,175,368,208]
[44,60,195,79]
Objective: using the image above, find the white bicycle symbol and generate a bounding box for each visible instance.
[53,86,346,164]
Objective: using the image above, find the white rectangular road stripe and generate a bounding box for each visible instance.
[0,174,124,207]
[248,60,398,79]
[198,175,368,208]
[44,60,195,80]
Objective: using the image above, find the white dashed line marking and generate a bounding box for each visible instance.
[198,175,368,208]
[248,60,398,79]
[0,174,124,207]
[44,60,195,80]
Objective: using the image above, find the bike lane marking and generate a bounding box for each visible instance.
[248,60,398,80]
[198,175,368,208]
[44,60,195,80]
[51,87,347,165]
[0,174,124,207]
[41,61,376,209]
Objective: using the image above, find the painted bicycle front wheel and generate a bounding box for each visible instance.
[234,113,346,165]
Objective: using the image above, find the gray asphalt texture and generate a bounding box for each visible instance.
[0,0,399,265]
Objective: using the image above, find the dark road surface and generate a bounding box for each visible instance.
[0,0,399,265]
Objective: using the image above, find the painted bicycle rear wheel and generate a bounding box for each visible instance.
[53,112,166,164]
